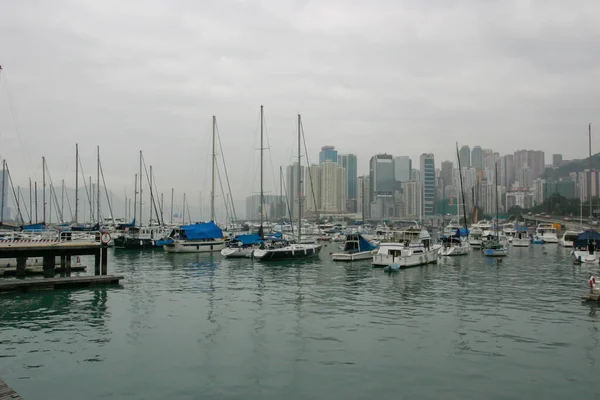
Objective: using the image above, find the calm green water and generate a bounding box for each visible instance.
[0,244,598,399]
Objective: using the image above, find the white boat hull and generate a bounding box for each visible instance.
[512,238,530,247]
[220,247,255,258]
[440,245,471,256]
[541,235,559,243]
[331,250,374,261]
[372,248,439,267]
[252,244,322,260]
[164,239,227,253]
[483,248,508,257]
[559,239,574,247]
[573,250,599,263]
[468,239,482,248]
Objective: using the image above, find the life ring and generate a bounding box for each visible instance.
[77,256,81,264]
[590,276,596,289]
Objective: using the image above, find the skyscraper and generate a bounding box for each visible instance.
[369,154,395,219]
[553,154,563,167]
[499,154,514,189]
[320,161,346,212]
[319,146,338,164]
[357,175,370,219]
[420,153,436,216]
[286,162,304,219]
[471,146,483,171]
[304,164,321,213]
[403,180,422,218]
[459,145,471,169]
[338,154,357,212]
[393,156,412,186]
[440,161,453,193]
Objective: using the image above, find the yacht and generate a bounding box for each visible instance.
[163,222,228,253]
[439,233,471,256]
[443,218,461,237]
[559,230,581,247]
[114,225,169,249]
[535,223,559,243]
[502,223,517,243]
[572,230,600,263]
[372,229,440,268]
[512,229,531,247]
[331,233,378,261]
[220,233,263,258]
[468,228,483,248]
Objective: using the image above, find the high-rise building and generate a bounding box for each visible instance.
[420,153,436,216]
[471,146,483,171]
[514,149,545,178]
[304,164,321,213]
[319,146,338,164]
[393,156,412,186]
[286,162,304,219]
[411,169,421,182]
[459,145,471,169]
[338,154,357,212]
[441,161,453,192]
[320,161,347,212]
[553,154,563,167]
[403,180,422,218]
[499,154,514,188]
[245,194,286,220]
[357,175,370,219]
[533,179,545,205]
[517,167,533,189]
[369,154,395,203]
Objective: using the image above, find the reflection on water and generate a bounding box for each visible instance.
[1,243,600,398]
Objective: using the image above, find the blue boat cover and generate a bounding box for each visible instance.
[574,230,600,247]
[155,238,174,246]
[117,219,136,228]
[358,235,377,251]
[232,233,262,245]
[23,223,48,231]
[182,221,223,240]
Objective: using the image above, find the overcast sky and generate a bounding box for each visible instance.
[1,0,599,210]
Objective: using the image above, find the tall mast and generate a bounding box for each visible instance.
[29,178,32,224]
[89,176,93,223]
[139,151,143,225]
[183,193,187,225]
[211,116,216,222]
[297,114,302,243]
[42,156,46,223]
[170,188,174,225]
[589,123,592,218]
[133,174,138,225]
[75,143,79,223]
[0,160,5,225]
[260,105,264,237]
[456,143,469,237]
[61,179,65,223]
[160,192,164,225]
[279,166,283,221]
[362,176,365,223]
[495,161,499,239]
[97,146,100,225]
[149,165,154,224]
[34,181,38,223]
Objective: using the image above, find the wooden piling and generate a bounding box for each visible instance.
[43,255,54,278]
[16,257,26,277]
[66,255,72,276]
[101,244,108,275]
[94,248,101,276]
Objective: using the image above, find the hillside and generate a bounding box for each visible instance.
[544,153,600,180]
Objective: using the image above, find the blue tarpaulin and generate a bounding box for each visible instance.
[574,230,600,247]
[23,223,48,231]
[182,221,224,240]
[232,233,262,245]
[358,234,377,251]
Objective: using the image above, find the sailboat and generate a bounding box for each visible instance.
[483,161,508,257]
[440,143,471,256]
[252,114,322,261]
[222,106,268,258]
[163,116,228,253]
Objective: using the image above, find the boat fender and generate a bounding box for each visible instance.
[77,256,81,263]
[590,276,596,289]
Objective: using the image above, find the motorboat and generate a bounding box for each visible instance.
[163,222,228,253]
[252,241,322,261]
[535,223,559,244]
[512,232,531,247]
[468,228,483,248]
[114,225,169,249]
[372,229,440,268]
[502,223,517,243]
[483,240,508,257]
[439,231,471,256]
[331,233,378,261]
[560,230,581,247]
[572,230,600,264]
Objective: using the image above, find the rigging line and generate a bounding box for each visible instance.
[99,157,114,223]
[44,161,64,222]
[262,113,282,211]
[141,155,162,225]
[64,183,73,222]
[2,73,32,177]
[281,171,294,234]
[300,119,320,223]
[18,186,31,224]
[6,163,24,225]
[215,161,230,225]
[215,120,237,222]
[78,156,92,221]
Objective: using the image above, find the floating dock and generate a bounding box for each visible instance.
[1,265,86,276]
[0,377,22,399]
[0,275,123,293]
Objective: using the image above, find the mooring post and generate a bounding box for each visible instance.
[65,255,72,277]
[16,257,26,277]
[94,248,101,276]
[43,255,55,278]
[101,243,108,275]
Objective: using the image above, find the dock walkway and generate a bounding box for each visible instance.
[0,377,22,399]
[0,275,123,293]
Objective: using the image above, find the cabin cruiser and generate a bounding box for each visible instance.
[560,230,581,247]
[114,225,169,249]
[163,222,228,253]
[512,231,531,247]
[439,231,471,256]
[468,228,483,248]
[535,223,559,243]
[372,228,440,268]
[572,230,600,263]
[502,223,517,243]
[443,218,461,237]
[331,233,378,261]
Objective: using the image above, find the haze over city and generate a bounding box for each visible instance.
[1,0,599,217]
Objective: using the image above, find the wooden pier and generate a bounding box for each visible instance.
[0,275,123,293]
[0,377,22,399]
[1,265,86,276]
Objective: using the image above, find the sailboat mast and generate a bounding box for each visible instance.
[456,143,469,237]
[75,143,79,223]
[170,188,174,225]
[260,105,264,236]
[139,151,143,226]
[279,166,283,222]
[149,165,153,225]
[61,180,65,223]
[160,192,164,225]
[211,116,216,222]
[0,160,5,225]
[297,114,302,244]
[97,146,100,225]
[183,193,187,225]
[495,162,499,239]
[133,174,138,225]
[589,123,592,218]
[29,178,32,224]
[42,156,46,223]
[34,181,38,223]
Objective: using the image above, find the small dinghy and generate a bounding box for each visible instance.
[383,263,401,272]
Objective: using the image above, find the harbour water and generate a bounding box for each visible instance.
[0,243,599,399]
